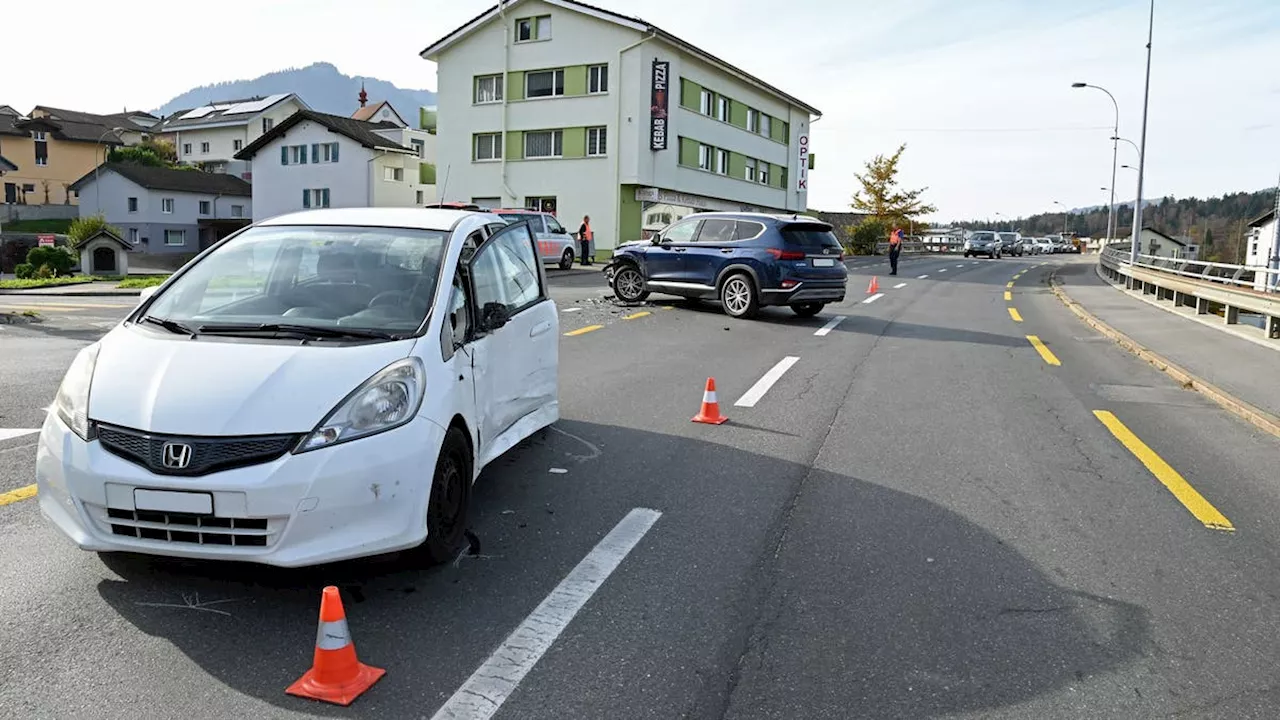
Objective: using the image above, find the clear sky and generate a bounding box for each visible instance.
[6,0,1278,222]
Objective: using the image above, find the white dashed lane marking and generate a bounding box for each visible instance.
[893,282,908,289]
[814,316,846,337]
[735,356,801,408]
[863,293,885,304]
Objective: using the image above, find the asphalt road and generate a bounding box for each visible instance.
[3,252,1280,719]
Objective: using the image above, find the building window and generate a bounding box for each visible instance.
[780,168,787,188]
[161,198,174,214]
[231,204,243,218]
[715,149,728,175]
[233,139,243,152]
[262,117,274,134]
[411,138,425,158]
[384,166,404,182]
[475,74,504,103]
[128,228,139,244]
[699,89,713,116]
[744,158,757,182]
[524,196,556,214]
[302,188,330,209]
[698,143,712,171]
[34,136,48,166]
[516,18,533,41]
[164,229,185,246]
[474,133,502,161]
[524,130,563,159]
[759,114,772,137]
[746,108,759,133]
[716,96,729,122]
[199,200,211,215]
[759,162,770,185]
[127,197,138,213]
[588,64,608,94]
[516,14,551,42]
[587,127,607,156]
[416,190,424,205]
[31,131,46,141]
[526,69,565,98]
[282,144,313,165]
[200,142,210,154]
[183,143,192,155]
[310,142,340,163]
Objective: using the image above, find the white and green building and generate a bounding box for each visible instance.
[420,0,820,251]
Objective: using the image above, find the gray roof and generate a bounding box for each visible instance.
[73,228,131,251]
[69,163,252,196]
[234,109,415,160]
[33,106,151,130]
[152,94,304,132]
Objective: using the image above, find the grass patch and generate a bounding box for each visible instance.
[0,275,103,290]
[0,218,74,234]
[116,275,171,289]
[21,309,39,317]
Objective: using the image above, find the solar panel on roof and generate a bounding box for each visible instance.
[180,106,217,120]
[222,94,288,116]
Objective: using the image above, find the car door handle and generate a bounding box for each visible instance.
[673,248,687,253]
[719,248,734,254]
[529,321,552,338]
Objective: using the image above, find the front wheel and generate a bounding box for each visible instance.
[559,248,574,270]
[720,273,760,319]
[418,426,472,565]
[612,265,649,302]
[791,302,824,318]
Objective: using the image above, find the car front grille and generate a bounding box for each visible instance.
[95,423,301,477]
[99,506,281,548]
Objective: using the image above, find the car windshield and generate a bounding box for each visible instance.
[142,224,449,337]
[970,232,996,242]
[780,223,841,250]
[497,213,531,224]
[998,233,1018,242]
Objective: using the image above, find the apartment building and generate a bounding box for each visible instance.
[420,0,820,250]
[151,94,308,179]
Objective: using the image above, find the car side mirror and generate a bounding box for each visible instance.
[480,302,509,331]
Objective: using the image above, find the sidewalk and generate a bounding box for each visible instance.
[0,281,141,297]
[1054,260,1280,420]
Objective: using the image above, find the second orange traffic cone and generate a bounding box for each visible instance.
[867,276,880,294]
[692,378,729,425]
[286,586,385,706]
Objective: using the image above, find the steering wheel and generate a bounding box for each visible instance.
[368,291,412,309]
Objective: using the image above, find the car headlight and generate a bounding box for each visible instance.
[296,357,426,453]
[55,343,100,441]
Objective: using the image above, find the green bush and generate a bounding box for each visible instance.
[13,263,34,279]
[35,264,55,279]
[25,246,75,276]
[67,214,123,246]
[848,219,889,255]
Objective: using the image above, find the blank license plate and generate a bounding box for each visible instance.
[811,258,836,267]
[134,489,213,514]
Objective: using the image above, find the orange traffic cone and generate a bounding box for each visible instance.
[286,586,385,706]
[692,378,729,425]
[867,276,880,294]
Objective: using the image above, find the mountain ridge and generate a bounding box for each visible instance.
[151,62,436,120]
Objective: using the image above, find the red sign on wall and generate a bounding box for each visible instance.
[37,234,55,246]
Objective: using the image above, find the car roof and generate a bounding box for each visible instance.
[492,208,549,215]
[681,211,827,224]
[257,207,483,232]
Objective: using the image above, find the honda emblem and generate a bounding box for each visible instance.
[161,442,192,470]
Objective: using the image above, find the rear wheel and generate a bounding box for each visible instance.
[791,302,824,318]
[720,273,760,319]
[559,248,574,270]
[419,426,471,564]
[612,265,649,302]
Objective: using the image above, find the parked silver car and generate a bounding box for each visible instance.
[494,209,577,269]
[964,231,1002,259]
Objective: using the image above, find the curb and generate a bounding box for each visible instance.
[0,289,140,297]
[1049,271,1280,440]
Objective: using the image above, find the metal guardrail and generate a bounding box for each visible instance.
[1097,245,1280,340]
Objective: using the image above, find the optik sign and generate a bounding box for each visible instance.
[650,59,669,151]
[796,133,809,192]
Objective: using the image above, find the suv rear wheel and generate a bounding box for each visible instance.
[720,273,760,319]
[559,248,574,270]
[612,265,649,302]
[791,302,824,318]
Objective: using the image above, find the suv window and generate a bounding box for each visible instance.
[662,219,701,243]
[696,218,737,243]
[471,223,544,317]
[734,221,765,240]
[779,223,841,251]
[545,216,567,234]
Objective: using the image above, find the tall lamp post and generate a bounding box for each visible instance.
[1072,83,1119,244]
[1053,200,1068,236]
[1130,0,1156,267]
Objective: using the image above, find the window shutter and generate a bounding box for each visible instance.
[322,189,330,207]
[299,146,308,164]
[302,189,310,208]
[331,143,339,162]
[312,144,319,163]
[281,146,288,165]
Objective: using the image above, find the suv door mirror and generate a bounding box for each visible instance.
[480,301,509,331]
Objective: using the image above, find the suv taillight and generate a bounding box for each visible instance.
[767,248,807,261]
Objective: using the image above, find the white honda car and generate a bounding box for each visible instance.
[36,208,559,567]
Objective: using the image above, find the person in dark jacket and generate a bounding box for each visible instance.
[577,215,593,266]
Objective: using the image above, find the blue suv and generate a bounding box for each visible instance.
[604,213,848,319]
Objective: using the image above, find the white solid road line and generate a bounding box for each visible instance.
[735,356,801,407]
[431,508,662,720]
[0,429,39,442]
[862,293,885,304]
[893,282,908,289]
[814,316,846,337]
[917,274,929,279]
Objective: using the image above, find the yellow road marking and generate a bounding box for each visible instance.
[661,306,676,311]
[1004,291,1013,301]
[621,311,651,320]
[1093,410,1234,531]
[564,324,604,336]
[1006,281,1015,288]
[1009,308,1023,322]
[1026,335,1061,366]
[0,484,36,507]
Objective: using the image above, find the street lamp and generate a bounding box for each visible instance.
[1053,200,1069,235]
[1072,82,1120,243]
[1130,0,1156,266]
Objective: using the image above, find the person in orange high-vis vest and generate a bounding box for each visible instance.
[577,215,593,266]
[888,228,903,276]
